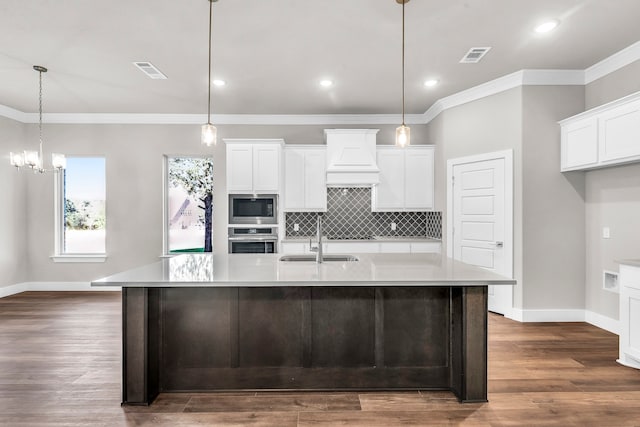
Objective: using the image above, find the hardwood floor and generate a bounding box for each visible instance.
[1,291,639,426]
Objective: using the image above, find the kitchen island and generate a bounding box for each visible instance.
[92,253,515,405]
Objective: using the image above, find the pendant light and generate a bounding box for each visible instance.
[9,66,66,172]
[395,0,410,147]
[201,0,218,146]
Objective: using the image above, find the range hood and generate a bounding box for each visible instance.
[324,129,380,186]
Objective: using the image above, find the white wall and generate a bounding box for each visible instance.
[428,85,587,314]
[583,59,640,321]
[14,122,428,284]
[0,117,28,289]
[521,86,586,310]
[428,87,525,309]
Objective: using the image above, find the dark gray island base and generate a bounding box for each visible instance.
[122,285,488,405]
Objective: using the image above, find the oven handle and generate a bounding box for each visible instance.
[228,236,278,242]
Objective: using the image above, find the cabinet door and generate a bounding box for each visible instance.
[405,147,434,210]
[304,150,327,211]
[410,242,441,253]
[253,145,281,193]
[561,117,599,171]
[227,144,254,192]
[325,242,379,254]
[374,150,404,211]
[284,149,305,211]
[599,101,640,164]
[379,242,411,253]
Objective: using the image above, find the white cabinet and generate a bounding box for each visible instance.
[561,117,598,171]
[325,242,379,254]
[619,262,640,370]
[560,92,640,172]
[224,139,283,193]
[373,146,434,211]
[599,101,640,164]
[280,239,441,254]
[283,146,327,211]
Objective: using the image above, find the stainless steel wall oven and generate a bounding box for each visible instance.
[228,227,278,254]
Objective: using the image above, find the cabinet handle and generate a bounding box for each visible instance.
[489,241,504,248]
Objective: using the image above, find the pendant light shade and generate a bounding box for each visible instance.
[201,123,217,147]
[395,0,410,147]
[395,124,410,148]
[201,0,218,146]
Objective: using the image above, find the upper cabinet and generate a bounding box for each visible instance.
[373,146,435,212]
[224,139,283,193]
[283,146,327,212]
[560,92,640,172]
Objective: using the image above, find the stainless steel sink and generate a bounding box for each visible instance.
[279,255,359,262]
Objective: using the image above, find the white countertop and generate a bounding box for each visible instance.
[92,253,515,288]
[618,259,640,267]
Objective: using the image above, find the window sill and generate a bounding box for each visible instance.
[50,254,107,263]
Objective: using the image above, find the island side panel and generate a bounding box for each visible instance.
[450,286,488,403]
[122,287,161,405]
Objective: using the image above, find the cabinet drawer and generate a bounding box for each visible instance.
[620,264,640,290]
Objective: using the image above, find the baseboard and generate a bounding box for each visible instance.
[508,308,620,336]
[585,310,620,335]
[0,282,121,298]
[509,308,585,323]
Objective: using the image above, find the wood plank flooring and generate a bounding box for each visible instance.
[1,291,640,426]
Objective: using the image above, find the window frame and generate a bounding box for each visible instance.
[52,156,107,263]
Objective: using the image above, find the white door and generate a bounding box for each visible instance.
[448,151,513,315]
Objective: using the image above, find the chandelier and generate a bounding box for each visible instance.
[9,65,66,172]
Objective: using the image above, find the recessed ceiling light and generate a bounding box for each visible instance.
[535,20,559,34]
[424,79,439,88]
[319,79,333,87]
[212,79,226,86]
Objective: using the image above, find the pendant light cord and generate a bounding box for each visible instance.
[207,0,213,124]
[401,0,405,126]
[38,68,43,162]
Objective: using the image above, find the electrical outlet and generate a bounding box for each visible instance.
[391,222,397,231]
[602,227,610,239]
[294,223,300,232]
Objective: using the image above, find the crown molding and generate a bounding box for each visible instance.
[0,104,27,122]
[423,69,585,123]
[585,39,640,84]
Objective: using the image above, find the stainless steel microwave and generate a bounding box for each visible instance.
[228,194,278,225]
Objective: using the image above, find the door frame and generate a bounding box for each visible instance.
[446,149,514,317]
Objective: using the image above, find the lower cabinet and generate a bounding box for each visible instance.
[619,263,640,369]
[281,240,441,254]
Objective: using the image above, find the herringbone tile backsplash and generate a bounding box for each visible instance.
[285,187,442,239]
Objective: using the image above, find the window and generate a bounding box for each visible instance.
[165,156,214,253]
[54,157,106,261]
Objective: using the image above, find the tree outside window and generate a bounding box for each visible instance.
[166,157,214,253]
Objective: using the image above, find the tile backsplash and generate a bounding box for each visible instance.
[285,187,442,239]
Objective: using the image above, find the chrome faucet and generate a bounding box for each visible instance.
[309,213,324,263]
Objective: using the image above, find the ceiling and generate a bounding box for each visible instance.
[2,0,640,116]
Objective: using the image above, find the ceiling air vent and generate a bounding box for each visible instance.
[459,47,491,64]
[133,62,167,79]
